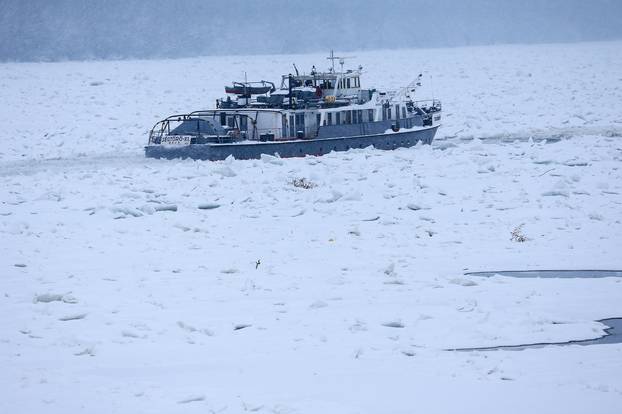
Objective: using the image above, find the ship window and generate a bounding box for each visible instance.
[240,116,248,131]
[357,110,363,124]
[328,112,333,125]
[402,107,407,118]
[316,113,321,127]
[345,111,351,124]
[368,109,374,122]
[289,114,295,137]
[346,78,351,88]
[295,113,305,134]
[387,107,392,119]
[220,112,226,126]
[227,116,235,128]
[335,112,341,124]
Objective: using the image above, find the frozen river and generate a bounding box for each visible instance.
[2,41,622,414]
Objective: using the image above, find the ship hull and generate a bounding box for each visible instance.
[145,125,439,161]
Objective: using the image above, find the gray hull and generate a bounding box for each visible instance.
[145,125,439,161]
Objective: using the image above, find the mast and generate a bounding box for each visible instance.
[288,73,293,108]
[327,50,338,73]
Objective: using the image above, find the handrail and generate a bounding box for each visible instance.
[148,112,285,145]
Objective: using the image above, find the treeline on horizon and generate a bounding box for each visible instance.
[1,0,621,62]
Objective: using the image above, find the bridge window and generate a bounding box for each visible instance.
[335,112,341,124]
[367,109,374,122]
[295,113,305,129]
[345,111,352,124]
[327,112,333,125]
[346,78,351,88]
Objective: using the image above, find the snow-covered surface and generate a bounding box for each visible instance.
[1,41,622,413]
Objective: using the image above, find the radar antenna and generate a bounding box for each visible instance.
[326,50,356,73]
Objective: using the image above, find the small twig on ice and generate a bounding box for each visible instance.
[538,168,556,177]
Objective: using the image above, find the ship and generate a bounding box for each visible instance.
[145,52,441,161]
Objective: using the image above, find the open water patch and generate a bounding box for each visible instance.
[465,269,622,279]
[449,318,622,352]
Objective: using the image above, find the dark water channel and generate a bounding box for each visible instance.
[452,270,622,351]
[450,318,622,351]
[465,269,622,278]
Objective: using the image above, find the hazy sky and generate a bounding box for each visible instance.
[1,0,621,61]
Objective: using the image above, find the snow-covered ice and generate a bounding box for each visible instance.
[1,41,622,413]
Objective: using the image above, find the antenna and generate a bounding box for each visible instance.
[293,63,299,76]
[327,50,337,72]
[327,50,356,73]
